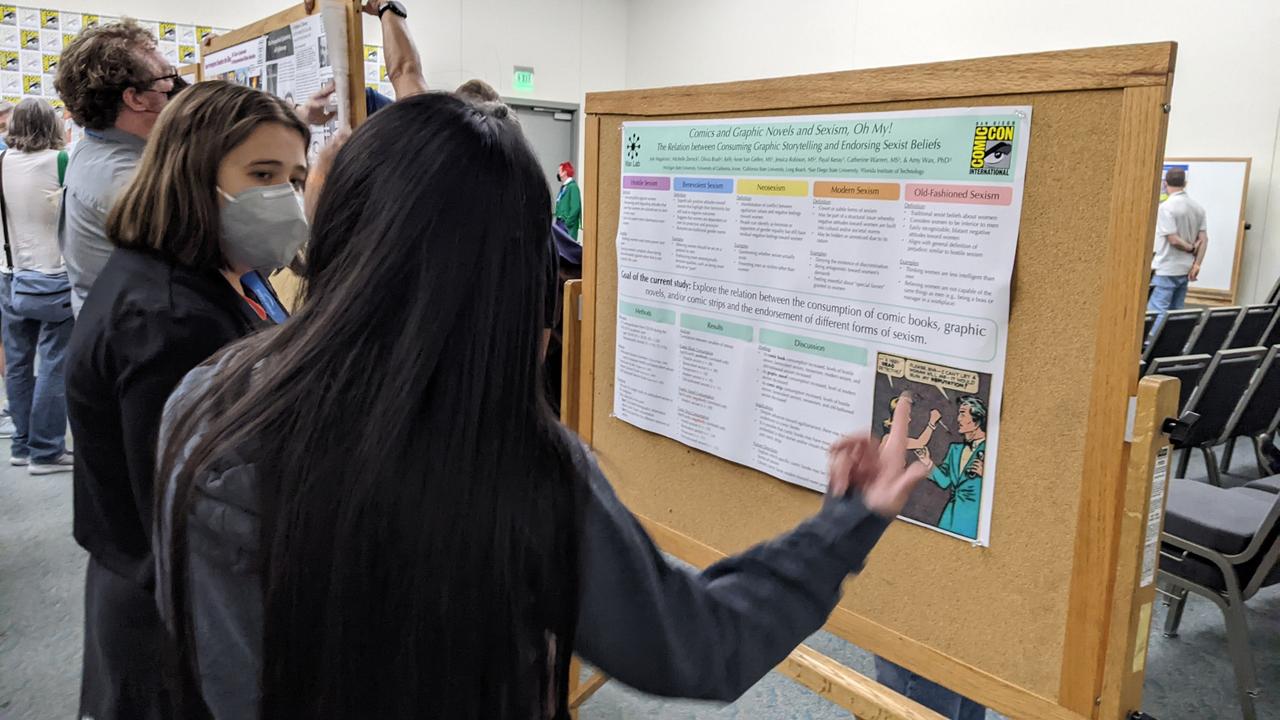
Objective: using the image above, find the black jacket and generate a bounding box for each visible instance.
[68,248,268,588]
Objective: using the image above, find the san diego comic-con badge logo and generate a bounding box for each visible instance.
[968,121,1015,176]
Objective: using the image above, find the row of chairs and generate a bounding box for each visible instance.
[1139,345,1280,485]
[1151,279,1280,720]
[1143,303,1280,367]
[1153,345,1280,720]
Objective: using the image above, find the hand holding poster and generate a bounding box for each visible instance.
[612,107,1032,545]
[203,11,341,158]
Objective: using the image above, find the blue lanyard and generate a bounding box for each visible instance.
[240,271,289,324]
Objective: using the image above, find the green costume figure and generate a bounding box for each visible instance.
[555,161,582,238]
[921,396,987,539]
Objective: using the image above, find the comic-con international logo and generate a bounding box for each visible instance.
[968,121,1015,176]
[624,133,641,168]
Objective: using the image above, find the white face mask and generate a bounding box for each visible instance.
[217,183,309,273]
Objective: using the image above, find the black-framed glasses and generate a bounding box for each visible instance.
[141,73,189,99]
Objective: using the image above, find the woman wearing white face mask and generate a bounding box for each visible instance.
[64,81,307,720]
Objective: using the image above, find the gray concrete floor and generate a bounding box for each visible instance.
[1,440,1277,719]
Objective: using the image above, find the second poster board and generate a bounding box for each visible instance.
[1159,157,1251,304]
[202,1,366,159]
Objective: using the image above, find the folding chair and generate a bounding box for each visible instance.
[1267,274,1280,305]
[1159,481,1280,720]
[1225,304,1278,349]
[1143,310,1157,351]
[1144,353,1211,412]
[1173,347,1268,485]
[1260,308,1280,350]
[1218,345,1280,475]
[1185,306,1243,356]
[1143,308,1204,366]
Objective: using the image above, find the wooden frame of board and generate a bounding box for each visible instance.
[201,0,367,127]
[1167,157,1252,306]
[568,43,1183,719]
[177,63,202,84]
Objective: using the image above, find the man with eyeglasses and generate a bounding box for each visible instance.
[53,21,190,719]
[55,20,187,318]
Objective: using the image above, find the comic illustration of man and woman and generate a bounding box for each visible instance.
[881,395,988,539]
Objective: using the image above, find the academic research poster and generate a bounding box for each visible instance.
[612,106,1032,545]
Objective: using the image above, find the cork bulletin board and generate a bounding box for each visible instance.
[575,43,1178,720]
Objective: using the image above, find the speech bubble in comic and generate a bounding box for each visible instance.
[876,353,906,387]
[906,359,980,400]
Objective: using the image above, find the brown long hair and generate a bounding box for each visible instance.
[4,98,64,152]
[107,81,309,274]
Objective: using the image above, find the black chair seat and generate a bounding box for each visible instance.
[1164,480,1275,553]
[1162,480,1280,592]
[1244,475,1280,494]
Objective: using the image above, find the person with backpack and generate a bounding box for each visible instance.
[0,98,74,474]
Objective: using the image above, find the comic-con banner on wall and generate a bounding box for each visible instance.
[1,5,226,144]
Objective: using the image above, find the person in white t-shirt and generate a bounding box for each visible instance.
[1148,167,1208,319]
[0,98,74,474]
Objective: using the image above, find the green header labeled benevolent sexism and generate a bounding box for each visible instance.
[622,112,1024,183]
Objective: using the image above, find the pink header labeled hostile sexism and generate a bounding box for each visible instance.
[623,176,672,191]
[904,184,1012,206]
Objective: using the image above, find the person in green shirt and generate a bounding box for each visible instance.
[555,161,581,239]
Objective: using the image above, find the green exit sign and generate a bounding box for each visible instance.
[513,66,535,93]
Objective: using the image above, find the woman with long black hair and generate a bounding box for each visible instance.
[155,92,927,719]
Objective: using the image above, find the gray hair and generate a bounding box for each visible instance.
[5,98,65,152]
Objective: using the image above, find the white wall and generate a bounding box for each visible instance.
[625,0,1280,304]
[39,0,627,167]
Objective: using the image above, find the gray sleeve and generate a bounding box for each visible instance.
[187,471,264,720]
[574,452,891,701]
[155,362,265,719]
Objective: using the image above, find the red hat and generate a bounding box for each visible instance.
[558,161,575,179]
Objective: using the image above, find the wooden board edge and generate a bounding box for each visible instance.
[578,115,601,445]
[560,279,584,432]
[1185,288,1234,305]
[203,2,313,56]
[1098,375,1179,718]
[1163,156,1255,163]
[1229,158,1251,307]
[1058,81,1174,713]
[343,0,367,127]
[636,515,1090,720]
[177,63,202,83]
[586,43,1176,116]
[780,645,947,720]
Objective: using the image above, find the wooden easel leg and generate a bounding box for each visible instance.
[568,657,581,720]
